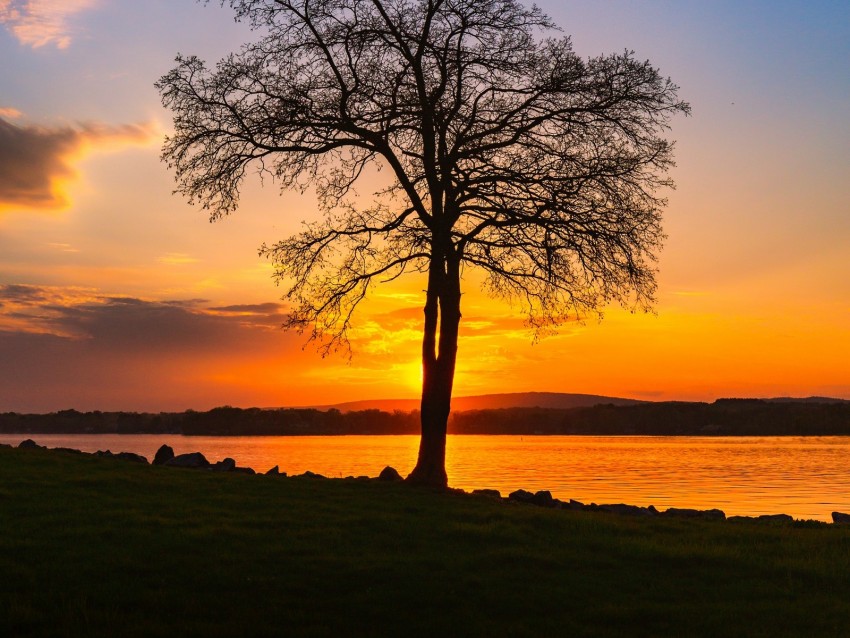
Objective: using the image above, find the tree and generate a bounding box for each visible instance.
[157,0,689,487]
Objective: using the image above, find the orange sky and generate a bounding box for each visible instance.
[0,1,848,412]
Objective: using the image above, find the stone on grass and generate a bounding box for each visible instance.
[165,452,210,469]
[531,490,557,507]
[212,458,236,472]
[832,512,850,524]
[18,439,42,449]
[508,489,535,504]
[757,514,793,523]
[300,471,325,479]
[471,489,502,499]
[153,445,175,465]
[232,466,256,475]
[115,452,148,464]
[662,507,726,521]
[378,466,403,482]
[265,465,280,475]
[600,503,656,517]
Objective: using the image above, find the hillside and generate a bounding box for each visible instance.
[318,391,644,412]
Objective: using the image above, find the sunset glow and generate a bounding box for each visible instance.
[1,1,848,412]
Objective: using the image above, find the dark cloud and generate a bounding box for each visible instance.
[0,117,155,211]
[0,291,303,412]
[0,283,50,303]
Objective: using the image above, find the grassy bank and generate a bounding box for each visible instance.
[2,446,849,637]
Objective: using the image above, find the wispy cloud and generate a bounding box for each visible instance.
[0,106,22,119]
[0,0,98,49]
[0,117,159,213]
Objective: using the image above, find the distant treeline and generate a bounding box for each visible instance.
[2,399,850,436]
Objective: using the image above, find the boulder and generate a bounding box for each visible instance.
[232,466,256,475]
[165,452,210,469]
[212,458,236,472]
[662,507,726,521]
[599,503,656,517]
[530,490,557,507]
[832,512,850,524]
[471,489,502,499]
[564,499,585,510]
[94,450,113,457]
[54,447,83,454]
[300,471,326,479]
[153,444,175,466]
[115,452,148,464]
[508,489,535,504]
[265,465,280,475]
[758,514,793,523]
[378,466,403,482]
[18,439,42,449]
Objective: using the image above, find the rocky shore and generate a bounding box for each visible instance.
[8,438,850,525]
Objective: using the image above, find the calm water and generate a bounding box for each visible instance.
[3,434,849,521]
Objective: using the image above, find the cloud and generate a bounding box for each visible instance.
[0,117,158,213]
[0,285,288,346]
[0,0,98,49]
[0,106,22,119]
[0,286,308,411]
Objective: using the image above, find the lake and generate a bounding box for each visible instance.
[3,433,849,521]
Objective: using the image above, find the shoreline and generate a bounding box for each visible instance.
[7,437,850,526]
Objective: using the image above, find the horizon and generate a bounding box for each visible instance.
[4,390,849,416]
[1,1,848,412]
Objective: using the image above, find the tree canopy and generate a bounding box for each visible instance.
[158,0,689,485]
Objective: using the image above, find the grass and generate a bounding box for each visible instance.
[2,446,850,637]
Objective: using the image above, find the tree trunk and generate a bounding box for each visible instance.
[406,247,461,487]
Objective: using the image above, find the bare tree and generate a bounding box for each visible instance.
[157,0,689,486]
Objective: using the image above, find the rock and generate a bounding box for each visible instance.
[662,507,726,521]
[265,465,280,475]
[232,466,256,474]
[94,450,113,457]
[508,489,535,504]
[531,490,557,507]
[832,512,850,524]
[212,458,236,472]
[757,514,793,523]
[564,499,585,510]
[153,444,175,465]
[54,447,83,454]
[378,466,403,482]
[471,489,502,499]
[599,503,656,517]
[18,439,42,449]
[300,471,325,479]
[164,452,210,469]
[115,452,148,464]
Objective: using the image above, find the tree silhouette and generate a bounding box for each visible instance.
[157,0,688,486]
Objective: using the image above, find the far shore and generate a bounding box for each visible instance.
[2,398,850,437]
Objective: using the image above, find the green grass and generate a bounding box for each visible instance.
[2,446,849,637]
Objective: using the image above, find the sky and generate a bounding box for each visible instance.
[0,0,848,412]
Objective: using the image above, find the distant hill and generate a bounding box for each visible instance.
[762,396,850,404]
[318,392,645,413]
